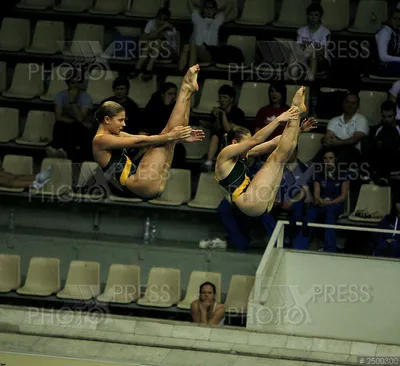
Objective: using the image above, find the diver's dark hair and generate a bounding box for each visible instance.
[226,126,251,145]
[93,101,125,124]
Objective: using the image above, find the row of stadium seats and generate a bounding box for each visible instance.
[0,254,254,313]
[0,62,389,123]
[15,0,388,33]
[0,154,392,223]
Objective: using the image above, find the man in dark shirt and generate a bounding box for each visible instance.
[368,100,400,184]
[100,76,141,135]
[202,84,246,171]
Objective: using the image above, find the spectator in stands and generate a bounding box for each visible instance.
[321,92,369,167]
[293,150,350,252]
[179,0,235,71]
[252,83,289,139]
[46,69,94,161]
[140,82,186,168]
[373,5,400,77]
[131,8,178,81]
[263,147,314,246]
[191,282,225,325]
[388,79,400,119]
[100,76,141,135]
[296,3,330,80]
[367,101,400,185]
[373,192,400,258]
[0,165,52,190]
[201,84,245,172]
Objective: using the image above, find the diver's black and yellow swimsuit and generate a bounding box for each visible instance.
[96,134,139,196]
[217,158,251,203]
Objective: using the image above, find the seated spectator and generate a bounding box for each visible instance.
[0,165,52,190]
[46,69,94,162]
[295,3,330,80]
[367,101,400,185]
[373,192,400,258]
[388,79,400,119]
[140,82,186,168]
[252,82,290,138]
[202,85,245,171]
[321,92,369,168]
[263,146,314,246]
[179,0,235,71]
[293,150,350,252]
[373,5,400,77]
[191,282,225,325]
[131,8,178,81]
[99,76,141,135]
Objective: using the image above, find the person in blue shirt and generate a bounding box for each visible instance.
[293,149,350,252]
[374,192,400,258]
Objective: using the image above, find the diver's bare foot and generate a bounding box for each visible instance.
[182,64,200,92]
[291,86,307,113]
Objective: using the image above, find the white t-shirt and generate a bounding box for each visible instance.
[144,19,177,49]
[191,11,225,46]
[297,25,331,59]
[327,113,369,151]
[375,25,400,63]
[389,80,400,119]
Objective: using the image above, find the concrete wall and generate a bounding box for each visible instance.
[247,250,400,345]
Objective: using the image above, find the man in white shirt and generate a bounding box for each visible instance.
[132,8,178,81]
[321,93,369,167]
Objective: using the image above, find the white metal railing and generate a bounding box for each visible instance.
[253,220,400,304]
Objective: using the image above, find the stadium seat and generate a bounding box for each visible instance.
[193,79,233,114]
[54,0,93,12]
[32,158,72,197]
[108,193,143,203]
[359,91,388,126]
[0,108,19,143]
[15,110,54,146]
[129,75,157,108]
[188,172,225,209]
[125,0,163,17]
[235,0,275,25]
[70,161,105,200]
[25,20,65,55]
[17,257,60,296]
[0,155,33,193]
[169,0,191,19]
[89,0,127,14]
[0,18,30,52]
[2,63,44,99]
[224,275,255,313]
[349,0,387,34]
[182,127,210,159]
[349,184,391,223]
[16,0,55,10]
[339,191,351,219]
[287,85,310,115]
[238,82,270,117]
[0,254,20,293]
[273,0,311,28]
[97,264,140,304]
[0,61,6,93]
[57,260,100,300]
[40,66,69,102]
[103,27,141,60]
[320,0,349,31]
[86,70,118,104]
[297,133,323,164]
[177,271,221,309]
[149,169,191,206]
[63,23,104,58]
[138,267,181,307]
[368,74,398,81]
[216,35,256,69]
